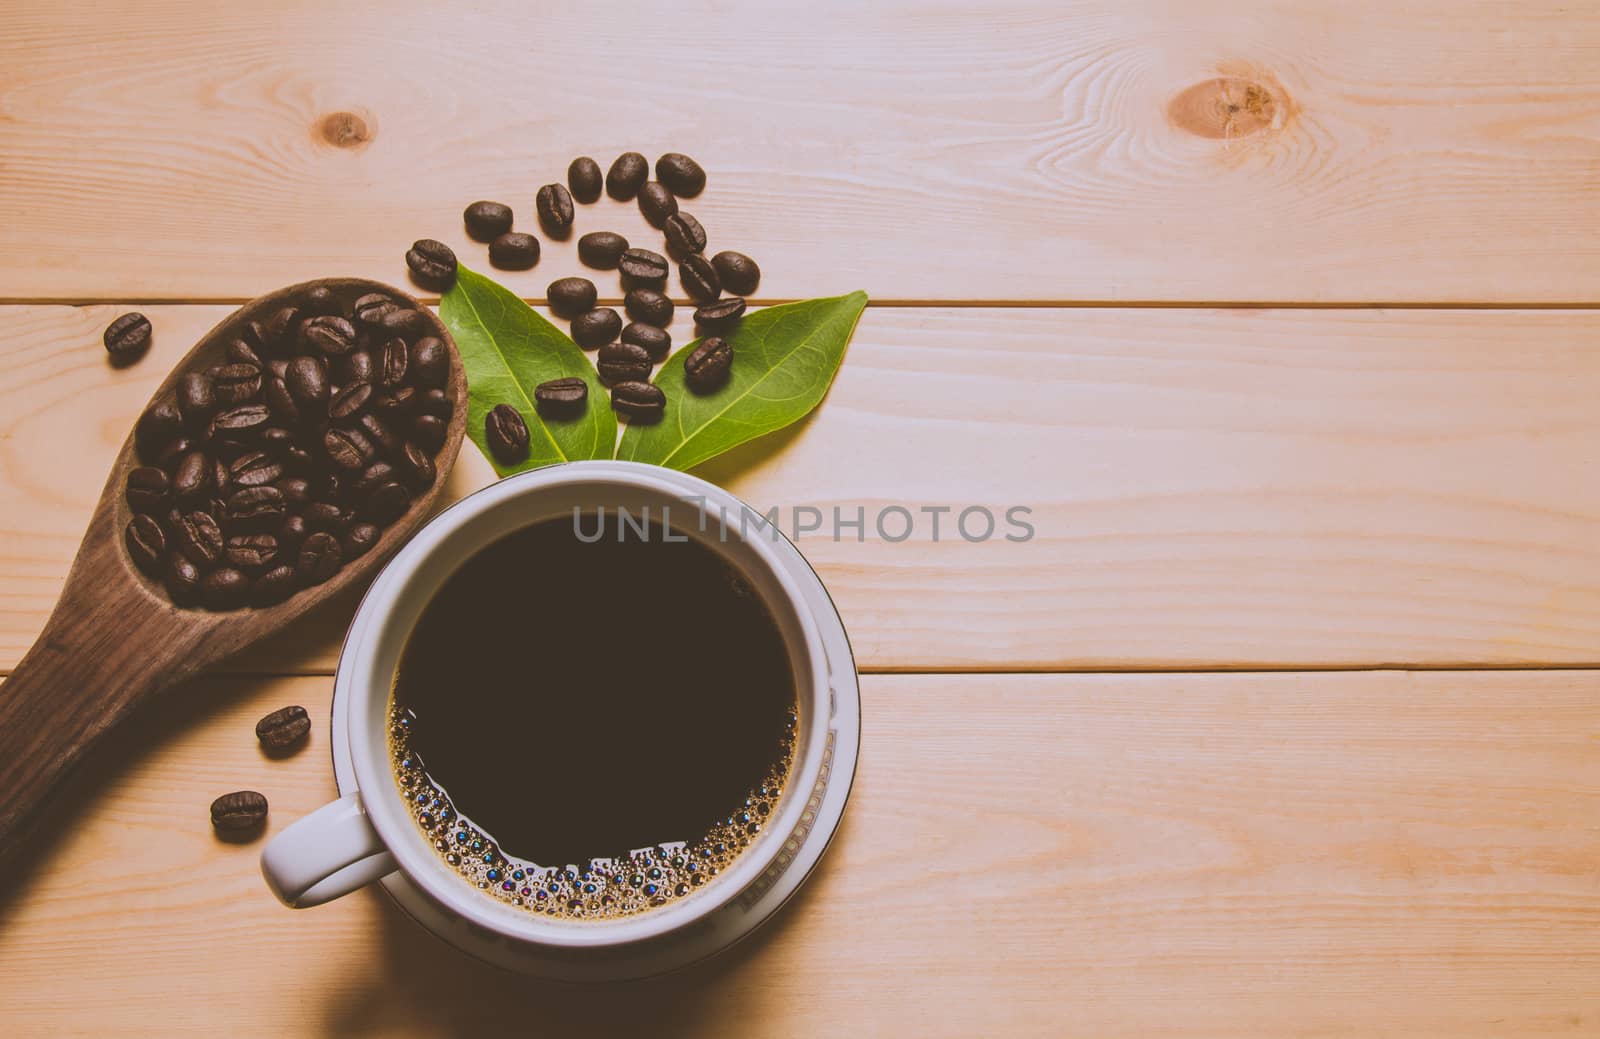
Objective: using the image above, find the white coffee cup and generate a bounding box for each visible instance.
[260,461,859,978]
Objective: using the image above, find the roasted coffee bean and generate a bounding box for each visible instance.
[126,467,170,513]
[324,426,376,470]
[252,565,299,607]
[227,485,287,530]
[297,531,343,585]
[125,514,166,576]
[211,362,262,406]
[409,336,448,390]
[213,458,233,498]
[276,475,311,507]
[225,534,279,571]
[264,304,305,349]
[571,307,622,349]
[359,412,399,454]
[577,231,629,270]
[679,254,721,303]
[415,388,453,420]
[380,306,431,340]
[176,510,224,567]
[376,385,417,419]
[339,349,374,386]
[279,511,310,546]
[300,314,357,357]
[712,251,761,295]
[533,377,588,421]
[284,444,314,471]
[624,288,674,327]
[165,554,202,605]
[255,705,311,750]
[211,403,272,442]
[663,212,707,259]
[210,790,268,833]
[202,567,251,610]
[684,336,734,394]
[352,460,397,497]
[304,285,340,316]
[343,522,382,560]
[489,232,540,270]
[177,372,217,429]
[406,238,457,289]
[606,152,649,201]
[655,153,706,198]
[287,355,330,421]
[379,337,409,389]
[567,156,603,204]
[547,277,597,319]
[104,312,152,360]
[536,183,575,239]
[610,381,666,424]
[365,482,410,524]
[484,404,530,464]
[172,450,213,502]
[351,293,399,331]
[464,200,514,242]
[303,501,348,534]
[238,318,271,355]
[136,399,184,463]
[397,442,436,491]
[157,436,199,473]
[330,383,372,422]
[694,296,747,331]
[637,182,678,229]
[267,358,290,381]
[229,451,283,488]
[597,341,652,387]
[621,322,671,362]
[226,339,263,368]
[618,248,669,287]
[413,413,447,450]
[265,376,300,426]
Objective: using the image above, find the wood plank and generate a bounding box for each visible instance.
[1,670,1596,1037]
[8,303,1600,672]
[4,1,1600,303]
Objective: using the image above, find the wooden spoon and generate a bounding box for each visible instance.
[0,278,467,853]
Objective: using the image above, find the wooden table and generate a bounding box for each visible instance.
[3,3,1599,1034]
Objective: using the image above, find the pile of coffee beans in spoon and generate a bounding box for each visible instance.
[403,152,760,454]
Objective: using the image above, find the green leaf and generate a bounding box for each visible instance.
[617,291,867,471]
[440,264,615,475]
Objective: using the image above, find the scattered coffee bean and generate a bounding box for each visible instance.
[684,336,734,394]
[464,201,513,242]
[406,238,458,290]
[618,248,669,288]
[655,153,706,198]
[534,377,588,421]
[297,531,343,585]
[125,467,170,513]
[485,403,531,464]
[571,307,622,349]
[578,231,629,270]
[568,157,603,204]
[624,288,674,327]
[490,232,540,270]
[253,564,299,606]
[663,212,706,259]
[638,182,678,229]
[598,341,653,387]
[712,251,761,295]
[536,183,575,239]
[409,337,449,389]
[177,372,217,429]
[547,277,598,319]
[202,567,251,610]
[301,315,357,356]
[255,705,311,751]
[606,152,649,201]
[679,254,721,303]
[103,312,152,361]
[694,296,747,331]
[610,381,666,424]
[125,514,166,576]
[621,322,671,362]
[211,790,269,834]
[343,522,382,560]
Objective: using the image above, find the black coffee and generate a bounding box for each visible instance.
[389,515,798,921]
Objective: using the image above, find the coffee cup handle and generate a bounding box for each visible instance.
[260,793,398,908]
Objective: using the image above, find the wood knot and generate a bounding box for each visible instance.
[315,111,373,150]
[1168,76,1284,141]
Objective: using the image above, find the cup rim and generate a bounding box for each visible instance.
[335,460,834,949]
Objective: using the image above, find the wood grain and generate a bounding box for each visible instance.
[5,1,1600,303]
[7,303,1600,673]
[1,670,1595,1037]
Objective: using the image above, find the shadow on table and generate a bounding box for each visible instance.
[319,810,850,1038]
